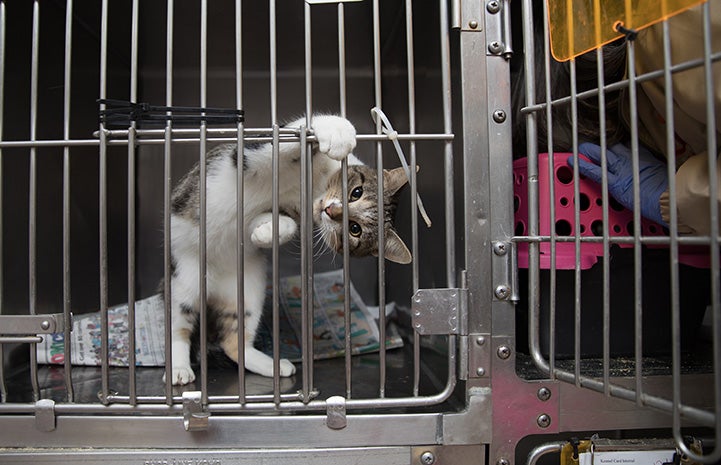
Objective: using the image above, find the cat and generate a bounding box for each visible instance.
[166,114,412,385]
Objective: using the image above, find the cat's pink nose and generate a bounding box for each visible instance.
[324,202,343,220]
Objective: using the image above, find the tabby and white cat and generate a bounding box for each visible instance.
[167,115,412,385]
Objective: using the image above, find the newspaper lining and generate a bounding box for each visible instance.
[36,269,403,366]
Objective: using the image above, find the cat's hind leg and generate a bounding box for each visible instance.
[219,334,296,378]
[216,256,296,378]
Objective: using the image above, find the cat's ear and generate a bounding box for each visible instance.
[383,166,419,196]
[377,229,412,264]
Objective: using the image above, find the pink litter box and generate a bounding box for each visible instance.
[513,153,710,270]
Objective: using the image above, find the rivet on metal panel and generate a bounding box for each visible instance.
[486,0,501,14]
[326,396,347,430]
[35,399,56,432]
[40,320,50,331]
[182,391,210,432]
[497,345,511,360]
[476,367,485,376]
[494,285,510,300]
[536,413,551,428]
[492,241,508,256]
[475,336,486,346]
[496,458,510,465]
[420,451,436,465]
[492,109,507,123]
[468,20,478,29]
[488,41,505,55]
[537,387,552,402]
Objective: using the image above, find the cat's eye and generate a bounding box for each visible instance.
[350,186,363,201]
[349,221,362,237]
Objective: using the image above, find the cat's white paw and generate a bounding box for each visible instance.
[163,365,196,385]
[312,116,357,161]
[279,358,296,377]
[251,216,297,248]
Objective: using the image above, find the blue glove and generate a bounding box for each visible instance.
[568,143,669,227]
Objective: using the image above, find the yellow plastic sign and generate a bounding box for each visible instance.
[548,0,706,62]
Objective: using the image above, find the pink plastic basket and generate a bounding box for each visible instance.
[514,153,710,270]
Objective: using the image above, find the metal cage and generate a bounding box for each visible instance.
[0,0,718,464]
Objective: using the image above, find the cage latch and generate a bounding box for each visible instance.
[325,396,347,430]
[412,288,467,336]
[182,391,210,432]
[34,399,56,432]
[0,313,67,344]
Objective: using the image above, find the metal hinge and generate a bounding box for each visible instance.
[492,241,518,302]
[182,391,210,432]
[325,395,347,430]
[0,313,68,344]
[484,0,513,58]
[412,288,468,336]
[35,399,56,432]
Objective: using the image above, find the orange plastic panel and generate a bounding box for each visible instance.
[548,0,705,62]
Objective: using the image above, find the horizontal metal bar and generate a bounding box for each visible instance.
[513,235,718,246]
[105,391,319,404]
[0,133,454,149]
[521,50,721,115]
[0,336,43,344]
[101,130,454,142]
[0,414,441,450]
[0,314,65,334]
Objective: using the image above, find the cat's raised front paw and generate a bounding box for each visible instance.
[163,365,196,385]
[251,216,297,248]
[312,116,357,161]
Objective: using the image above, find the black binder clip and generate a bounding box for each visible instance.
[98,99,244,128]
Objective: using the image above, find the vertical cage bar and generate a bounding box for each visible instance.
[302,1,314,401]
[542,2,557,378]
[0,0,5,403]
[568,56,582,387]
[338,4,347,117]
[163,0,174,405]
[664,13,684,460]
[342,159,351,399]
[198,0,209,406]
[439,0,455,289]
[675,3,721,462]
[625,19,644,402]
[372,0,387,400]
[62,0,75,402]
[98,0,110,404]
[299,124,312,402]
[369,0,387,397]
[127,0,140,406]
[521,0,541,375]
[338,1,353,401]
[591,0,613,398]
[271,121,281,404]
[234,0,246,404]
[269,0,281,405]
[28,0,41,402]
[404,0,421,397]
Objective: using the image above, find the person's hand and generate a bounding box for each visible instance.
[567,143,669,226]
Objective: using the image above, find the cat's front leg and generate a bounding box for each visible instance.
[165,301,198,385]
[311,115,357,160]
[249,213,298,248]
